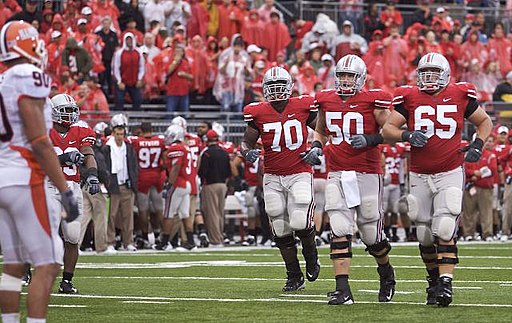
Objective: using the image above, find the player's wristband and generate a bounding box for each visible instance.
[311,140,323,149]
[365,134,384,147]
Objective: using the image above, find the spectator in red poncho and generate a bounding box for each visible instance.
[261,11,290,62]
[296,61,319,95]
[40,8,53,33]
[217,0,243,42]
[433,7,452,32]
[487,22,512,76]
[439,29,461,81]
[461,59,489,101]
[186,35,209,95]
[206,36,220,92]
[187,0,209,40]
[140,49,161,101]
[294,19,314,50]
[74,19,106,75]
[461,30,488,72]
[122,17,144,46]
[382,24,408,84]
[75,77,110,122]
[241,9,263,47]
[62,1,80,30]
[140,32,161,63]
[273,51,289,70]
[332,20,368,62]
[424,30,442,53]
[166,45,194,112]
[153,37,175,90]
[251,59,265,100]
[45,13,67,44]
[91,0,121,34]
[364,39,386,87]
[46,31,66,80]
[3,0,20,15]
[317,53,335,90]
[0,1,12,29]
[258,0,282,24]
[380,2,402,36]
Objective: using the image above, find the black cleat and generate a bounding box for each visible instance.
[21,268,31,287]
[305,257,321,282]
[377,265,396,302]
[199,233,210,248]
[426,277,437,305]
[282,274,305,292]
[59,280,78,294]
[328,289,354,305]
[436,276,453,307]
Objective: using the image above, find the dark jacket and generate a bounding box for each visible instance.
[493,81,512,102]
[198,143,231,185]
[62,38,93,76]
[102,141,139,194]
[80,144,111,187]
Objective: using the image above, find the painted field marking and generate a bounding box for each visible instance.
[122,301,171,304]
[48,305,87,308]
[357,289,416,295]
[452,287,482,290]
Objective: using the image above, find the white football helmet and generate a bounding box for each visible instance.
[262,66,294,102]
[335,54,367,95]
[93,121,108,134]
[111,113,128,129]
[416,52,450,92]
[212,122,225,140]
[164,124,185,145]
[171,116,187,131]
[51,93,79,126]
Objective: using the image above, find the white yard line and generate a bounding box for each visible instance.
[48,305,87,308]
[47,293,512,307]
[357,290,416,294]
[452,287,483,290]
[122,301,171,304]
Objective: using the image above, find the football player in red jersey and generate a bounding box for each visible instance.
[130,122,165,249]
[172,116,210,248]
[310,133,329,246]
[494,126,512,242]
[241,66,320,292]
[155,125,195,250]
[309,54,396,305]
[48,94,100,294]
[383,52,493,306]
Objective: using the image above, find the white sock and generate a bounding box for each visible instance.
[440,273,453,279]
[26,318,46,323]
[1,313,20,323]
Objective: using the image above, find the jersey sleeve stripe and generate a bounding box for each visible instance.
[392,96,404,105]
[374,100,391,105]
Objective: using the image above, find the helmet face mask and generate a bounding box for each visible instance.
[262,67,293,102]
[335,55,367,96]
[51,94,80,127]
[416,53,450,92]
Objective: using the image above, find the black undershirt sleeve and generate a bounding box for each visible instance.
[307,110,318,126]
[394,103,409,120]
[464,98,479,119]
[247,120,259,131]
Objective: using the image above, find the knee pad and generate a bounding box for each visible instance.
[247,206,256,219]
[433,216,457,241]
[63,221,81,244]
[0,273,22,292]
[329,211,353,238]
[274,234,297,249]
[435,244,459,265]
[325,183,342,210]
[271,218,292,237]
[441,187,463,215]
[291,182,312,205]
[405,194,419,221]
[265,192,285,218]
[419,244,437,265]
[289,208,308,231]
[330,235,353,259]
[358,221,380,246]
[365,239,392,259]
[416,224,434,246]
[360,195,379,221]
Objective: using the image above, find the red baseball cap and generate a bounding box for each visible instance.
[206,130,219,141]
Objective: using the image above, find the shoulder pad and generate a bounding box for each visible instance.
[243,102,263,123]
[9,63,51,99]
[392,86,413,105]
[371,89,392,109]
[455,82,478,99]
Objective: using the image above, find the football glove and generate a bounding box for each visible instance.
[350,134,384,149]
[86,174,101,195]
[60,190,80,222]
[59,151,85,166]
[460,138,483,163]
[242,149,261,164]
[300,141,323,166]
[402,130,428,148]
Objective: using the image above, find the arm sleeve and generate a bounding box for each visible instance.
[138,51,145,81]
[464,99,479,119]
[112,50,122,82]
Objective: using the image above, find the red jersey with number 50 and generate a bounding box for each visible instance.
[131,135,166,194]
[314,89,391,174]
[392,83,477,174]
[166,142,192,189]
[243,95,317,176]
[185,133,201,194]
[50,121,96,183]
[381,143,406,185]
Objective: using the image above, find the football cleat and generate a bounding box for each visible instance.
[180,241,197,251]
[328,289,354,305]
[153,241,172,251]
[426,277,437,305]
[21,268,31,287]
[282,273,305,292]
[436,276,453,307]
[377,265,396,302]
[305,257,321,282]
[315,235,323,247]
[242,235,256,246]
[199,233,210,248]
[59,280,78,294]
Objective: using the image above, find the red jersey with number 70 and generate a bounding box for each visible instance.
[50,121,96,183]
[243,95,317,176]
[392,82,478,174]
[314,89,392,174]
[130,135,166,194]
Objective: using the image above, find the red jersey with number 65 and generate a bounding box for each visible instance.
[166,142,192,189]
[131,135,166,194]
[314,89,392,174]
[392,82,478,174]
[50,121,96,183]
[243,95,317,176]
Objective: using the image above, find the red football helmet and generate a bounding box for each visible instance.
[0,21,47,66]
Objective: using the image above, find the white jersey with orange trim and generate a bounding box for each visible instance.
[0,63,52,188]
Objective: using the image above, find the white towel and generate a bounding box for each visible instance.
[106,136,128,184]
[341,171,361,208]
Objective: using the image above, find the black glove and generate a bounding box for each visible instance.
[402,130,428,148]
[60,190,79,222]
[58,151,85,166]
[499,184,505,202]
[399,183,405,196]
[86,174,101,195]
[460,138,483,162]
[507,176,512,185]
[300,141,323,166]
[162,182,171,199]
[350,134,384,149]
[242,149,261,164]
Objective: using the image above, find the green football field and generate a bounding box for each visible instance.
[3,242,512,322]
